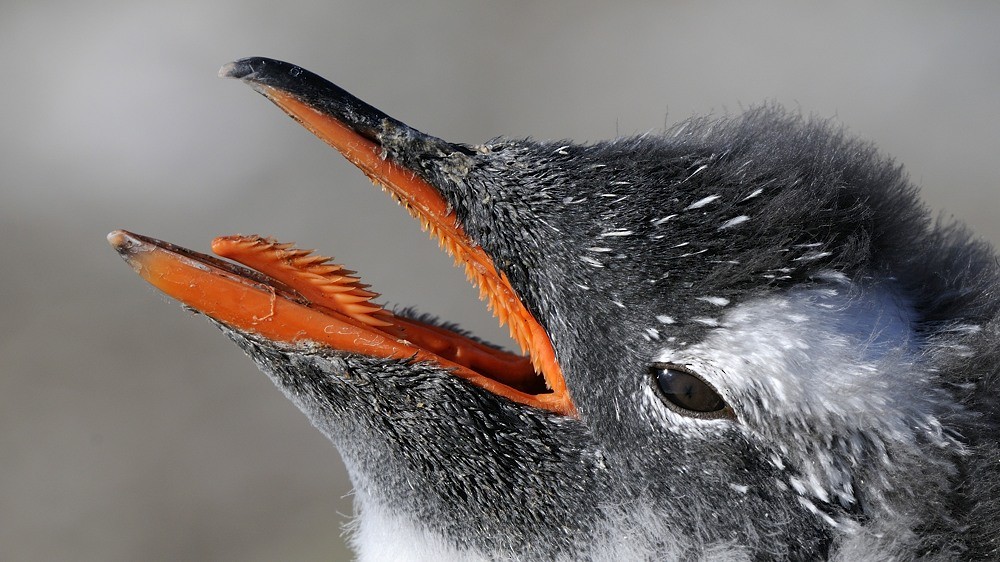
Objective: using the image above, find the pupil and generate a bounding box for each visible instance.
[682,384,695,400]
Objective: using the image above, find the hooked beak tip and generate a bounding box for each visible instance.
[108,229,136,255]
[218,59,254,80]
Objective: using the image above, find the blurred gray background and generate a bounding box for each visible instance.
[2,1,998,560]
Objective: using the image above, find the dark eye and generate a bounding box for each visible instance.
[651,365,733,419]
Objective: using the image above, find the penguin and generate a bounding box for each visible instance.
[109,57,1000,560]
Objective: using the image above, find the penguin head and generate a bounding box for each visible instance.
[110,58,1000,559]
[390,109,983,557]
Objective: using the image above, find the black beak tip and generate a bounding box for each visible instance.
[215,56,456,155]
[218,59,252,80]
[218,56,302,83]
[218,57,276,81]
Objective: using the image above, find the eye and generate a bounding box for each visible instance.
[651,364,733,419]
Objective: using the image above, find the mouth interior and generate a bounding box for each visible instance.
[210,234,550,395]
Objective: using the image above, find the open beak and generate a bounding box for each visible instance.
[109,57,574,417]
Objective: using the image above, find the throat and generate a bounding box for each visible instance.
[350,493,492,562]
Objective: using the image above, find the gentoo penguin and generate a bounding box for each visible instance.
[109,57,1000,560]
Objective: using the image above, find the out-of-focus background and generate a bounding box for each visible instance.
[2,1,998,559]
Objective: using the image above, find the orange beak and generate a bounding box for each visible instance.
[109,57,575,417]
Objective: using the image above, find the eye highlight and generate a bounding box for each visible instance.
[651,364,733,420]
